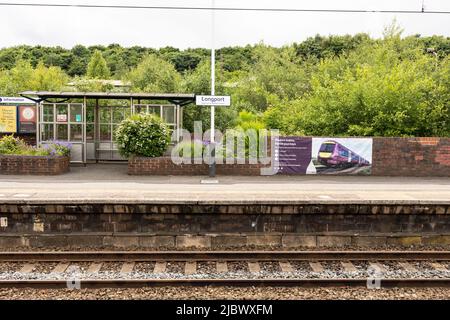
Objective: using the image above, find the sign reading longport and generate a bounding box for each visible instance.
[195,95,231,106]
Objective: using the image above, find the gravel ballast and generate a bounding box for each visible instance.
[1,260,449,280]
[0,287,450,300]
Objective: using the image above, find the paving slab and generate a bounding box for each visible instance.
[0,164,449,204]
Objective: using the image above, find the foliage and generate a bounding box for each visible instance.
[0,27,449,137]
[0,135,22,154]
[86,50,110,79]
[125,54,181,92]
[293,33,372,61]
[269,40,450,137]
[0,135,70,156]
[114,113,171,157]
[172,140,206,159]
[42,141,72,156]
[0,60,68,95]
[230,44,311,112]
[234,111,266,131]
[181,59,236,132]
[71,77,115,92]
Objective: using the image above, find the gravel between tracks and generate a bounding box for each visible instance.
[0,287,450,300]
[1,260,449,280]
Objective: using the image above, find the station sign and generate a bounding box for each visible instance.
[195,95,231,106]
[0,96,35,104]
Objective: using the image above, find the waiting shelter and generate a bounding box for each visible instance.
[20,91,195,164]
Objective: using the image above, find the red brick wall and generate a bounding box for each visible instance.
[128,156,270,176]
[129,137,450,177]
[0,155,70,175]
[372,137,450,176]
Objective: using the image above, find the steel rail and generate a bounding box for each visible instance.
[0,278,449,289]
[1,251,450,262]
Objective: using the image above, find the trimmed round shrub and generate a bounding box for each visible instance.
[114,113,171,158]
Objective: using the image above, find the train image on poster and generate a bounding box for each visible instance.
[307,138,372,175]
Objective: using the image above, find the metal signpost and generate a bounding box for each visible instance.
[202,0,231,178]
[210,0,216,178]
[195,94,231,178]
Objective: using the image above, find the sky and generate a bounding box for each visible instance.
[1,0,449,49]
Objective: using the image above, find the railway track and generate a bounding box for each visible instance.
[0,251,450,289]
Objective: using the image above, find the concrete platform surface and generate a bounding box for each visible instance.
[0,164,450,204]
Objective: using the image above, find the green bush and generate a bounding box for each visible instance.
[0,135,23,154]
[114,113,171,157]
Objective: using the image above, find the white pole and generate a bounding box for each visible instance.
[211,11,215,142]
[209,0,216,177]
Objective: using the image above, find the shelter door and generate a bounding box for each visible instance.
[96,106,130,161]
[39,103,85,163]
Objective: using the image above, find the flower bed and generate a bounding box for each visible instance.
[0,135,70,175]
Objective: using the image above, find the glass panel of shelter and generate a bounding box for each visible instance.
[39,103,85,162]
[41,102,178,163]
[97,105,129,160]
[133,104,177,140]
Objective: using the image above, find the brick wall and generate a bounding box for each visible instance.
[131,137,450,176]
[0,155,70,175]
[128,156,270,176]
[373,137,450,176]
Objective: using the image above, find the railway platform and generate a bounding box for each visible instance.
[0,164,450,249]
[1,164,449,203]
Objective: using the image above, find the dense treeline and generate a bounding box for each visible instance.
[1,27,449,137]
[0,43,251,76]
[1,33,448,76]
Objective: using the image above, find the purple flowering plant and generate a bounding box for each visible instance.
[42,140,72,156]
[0,135,71,156]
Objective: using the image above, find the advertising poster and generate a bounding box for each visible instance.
[0,105,17,133]
[18,105,37,133]
[309,138,372,175]
[273,137,312,174]
[274,137,373,175]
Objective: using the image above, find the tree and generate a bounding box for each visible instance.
[0,60,68,95]
[230,44,311,112]
[181,59,236,132]
[125,54,181,92]
[273,41,450,137]
[86,50,110,79]
[294,33,371,60]
[30,62,68,91]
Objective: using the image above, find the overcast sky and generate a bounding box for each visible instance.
[1,0,449,49]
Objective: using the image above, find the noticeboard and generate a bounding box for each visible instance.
[18,105,36,133]
[273,137,373,175]
[0,106,17,133]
